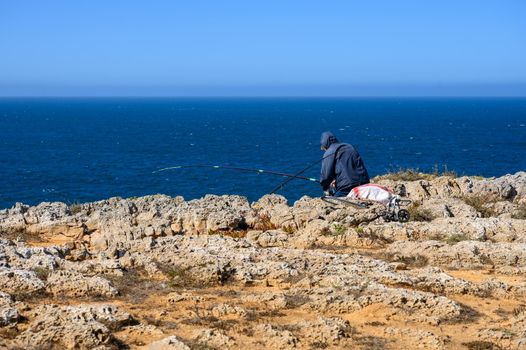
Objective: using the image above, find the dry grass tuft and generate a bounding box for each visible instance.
[158,261,235,288]
[397,255,429,267]
[187,341,218,350]
[207,229,247,238]
[461,341,502,350]
[0,325,21,341]
[461,195,497,218]
[69,202,83,215]
[377,168,433,182]
[513,304,526,317]
[282,225,296,234]
[142,315,178,329]
[478,254,494,266]
[375,166,457,182]
[353,335,389,350]
[105,268,168,304]
[407,203,435,222]
[32,266,50,281]
[309,341,329,349]
[512,203,526,219]
[253,213,277,231]
[431,164,457,178]
[182,303,240,332]
[383,253,429,268]
[355,228,393,245]
[284,294,311,308]
[447,233,470,245]
[0,228,45,244]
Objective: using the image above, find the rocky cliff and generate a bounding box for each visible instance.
[1,172,526,349]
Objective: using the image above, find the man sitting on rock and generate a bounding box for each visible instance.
[320,131,370,197]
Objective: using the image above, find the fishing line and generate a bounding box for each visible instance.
[153,164,318,182]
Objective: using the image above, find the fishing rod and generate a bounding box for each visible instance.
[269,158,322,194]
[269,147,343,194]
[153,165,318,182]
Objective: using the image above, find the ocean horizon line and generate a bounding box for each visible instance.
[1,95,526,99]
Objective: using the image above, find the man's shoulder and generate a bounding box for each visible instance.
[334,142,354,150]
[326,143,355,155]
[337,143,358,155]
[324,144,340,154]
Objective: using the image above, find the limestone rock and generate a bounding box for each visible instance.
[367,217,526,243]
[296,317,353,346]
[384,327,445,350]
[210,303,247,318]
[15,304,133,349]
[246,230,289,247]
[385,240,526,269]
[0,292,19,326]
[470,172,526,202]
[172,195,253,235]
[252,194,295,228]
[254,323,299,349]
[420,197,479,218]
[46,270,118,297]
[145,335,190,350]
[0,269,45,294]
[193,328,235,348]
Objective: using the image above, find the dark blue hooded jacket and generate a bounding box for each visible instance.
[319,131,370,192]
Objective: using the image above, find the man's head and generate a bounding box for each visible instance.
[320,131,338,151]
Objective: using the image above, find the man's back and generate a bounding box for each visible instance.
[319,132,370,194]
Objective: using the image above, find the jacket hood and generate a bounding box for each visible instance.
[320,131,339,149]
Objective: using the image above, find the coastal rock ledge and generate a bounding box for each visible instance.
[1,171,526,349]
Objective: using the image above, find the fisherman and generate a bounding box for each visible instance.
[320,131,370,197]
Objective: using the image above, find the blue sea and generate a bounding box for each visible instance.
[1,98,525,209]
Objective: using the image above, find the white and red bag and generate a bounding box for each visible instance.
[346,184,395,206]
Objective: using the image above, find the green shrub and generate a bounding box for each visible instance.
[330,223,347,235]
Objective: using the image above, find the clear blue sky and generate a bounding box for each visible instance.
[1,0,525,96]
